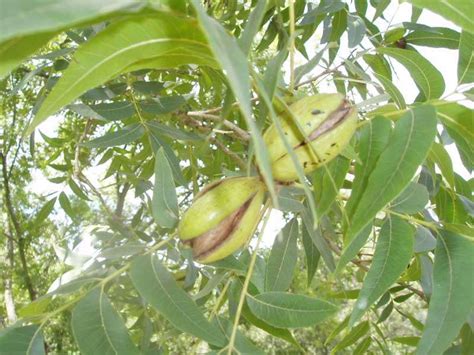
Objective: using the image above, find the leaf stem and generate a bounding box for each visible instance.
[289,0,296,91]
[226,200,272,354]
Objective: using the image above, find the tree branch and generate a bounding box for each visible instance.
[0,152,37,300]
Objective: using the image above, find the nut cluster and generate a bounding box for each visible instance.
[178,94,358,263]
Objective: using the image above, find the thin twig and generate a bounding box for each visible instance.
[187,112,251,141]
[225,200,272,355]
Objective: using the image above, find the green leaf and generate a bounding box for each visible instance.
[132,81,164,94]
[417,230,474,354]
[349,216,414,326]
[405,27,459,49]
[129,255,226,346]
[294,44,328,85]
[374,73,406,109]
[435,186,468,224]
[302,225,320,287]
[313,156,351,217]
[71,288,139,355]
[364,53,392,80]
[265,219,299,292]
[0,33,53,79]
[238,0,267,55]
[393,336,420,347]
[435,101,474,171]
[354,337,372,355]
[377,47,445,100]
[331,321,370,354]
[342,105,437,268]
[246,292,338,328]
[229,280,299,346]
[68,179,90,201]
[83,124,145,148]
[145,121,201,141]
[58,192,75,221]
[191,0,277,205]
[414,226,437,253]
[152,147,178,229]
[458,31,474,84]
[139,96,186,115]
[89,102,135,121]
[147,127,186,186]
[391,182,429,214]
[0,325,45,355]
[301,206,336,271]
[34,197,57,225]
[428,142,455,189]
[29,14,216,133]
[406,0,474,34]
[345,116,392,222]
[347,14,366,48]
[0,0,141,44]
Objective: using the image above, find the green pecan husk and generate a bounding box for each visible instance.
[264,93,358,182]
[178,177,265,263]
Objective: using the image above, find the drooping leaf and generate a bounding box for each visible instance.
[301,206,336,271]
[129,255,226,346]
[345,116,392,222]
[349,216,414,326]
[312,156,350,217]
[152,147,178,229]
[191,0,276,205]
[265,218,299,292]
[377,47,445,100]
[0,325,45,355]
[83,124,145,148]
[247,292,338,328]
[29,14,216,133]
[71,288,139,355]
[417,230,474,354]
[343,106,436,263]
[406,0,474,34]
[302,226,320,287]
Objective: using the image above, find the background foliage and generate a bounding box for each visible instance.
[0,0,473,354]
